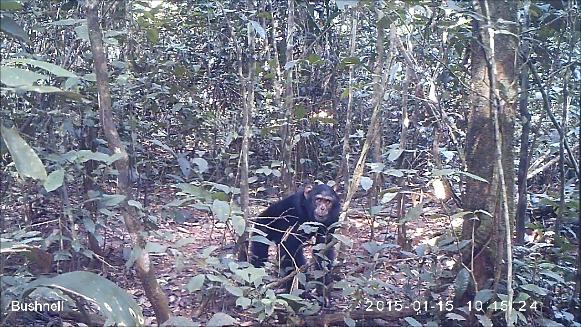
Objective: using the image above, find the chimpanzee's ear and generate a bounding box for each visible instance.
[303,185,313,198]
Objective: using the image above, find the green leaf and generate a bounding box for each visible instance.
[432,168,454,176]
[1,126,47,180]
[127,200,143,210]
[44,169,65,192]
[360,176,373,191]
[454,268,471,299]
[0,1,24,11]
[145,242,167,253]
[0,66,47,86]
[74,24,89,40]
[186,274,205,292]
[0,15,31,43]
[333,233,353,247]
[387,149,404,162]
[403,200,424,222]
[338,56,361,69]
[101,194,126,207]
[212,199,230,222]
[474,289,493,304]
[8,59,77,77]
[225,285,243,297]
[231,215,245,236]
[24,271,144,326]
[458,170,489,183]
[294,106,306,120]
[520,283,548,295]
[403,317,422,327]
[248,20,266,39]
[380,191,398,204]
[308,53,321,65]
[192,158,208,173]
[147,28,159,43]
[344,316,356,327]
[236,297,251,309]
[48,18,85,26]
[2,85,85,102]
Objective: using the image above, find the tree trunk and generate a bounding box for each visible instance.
[460,0,517,305]
[85,0,170,323]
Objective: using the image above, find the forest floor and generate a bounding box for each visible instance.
[3,183,459,326]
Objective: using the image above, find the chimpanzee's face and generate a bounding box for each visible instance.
[304,185,339,223]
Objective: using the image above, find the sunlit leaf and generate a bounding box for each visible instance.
[1,126,47,180]
[44,169,65,192]
[8,58,77,77]
[0,67,47,86]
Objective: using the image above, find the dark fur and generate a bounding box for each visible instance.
[249,184,340,293]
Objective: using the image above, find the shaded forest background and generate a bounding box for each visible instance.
[1,0,579,326]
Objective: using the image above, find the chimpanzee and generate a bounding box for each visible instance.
[249,184,341,295]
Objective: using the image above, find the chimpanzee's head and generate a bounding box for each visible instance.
[303,184,340,223]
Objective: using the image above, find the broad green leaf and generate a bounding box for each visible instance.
[8,59,76,77]
[248,20,266,39]
[333,233,353,247]
[74,24,88,40]
[2,85,85,102]
[225,285,243,297]
[147,28,159,43]
[403,200,424,222]
[0,15,31,43]
[212,199,230,222]
[64,76,81,89]
[294,106,306,119]
[145,242,166,253]
[403,317,422,327]
[236,297,251,309]
[1,126,47,180]
[380,192,398,204]
[338,56,361,69]
[127,200,143,210]
[82,73,96,82]
[0,1,24,11]
[23,271,144,326]
[458,170,489,183]
[476,314,493,327]
[360,176,373,191]
[432,168,454,176]
[474,289,493,304]
[308,53,321,64]
[454,268,471,299]
[344,317,356,327]
[0,67,47,86]
[446,312,467,321]
[101,194,126,207]
[387,149,404,162]
[44,169,65,192]
[232,215,245,236]
[48,18,85,26]
[520,283,548,295]
[192,158,208,173]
